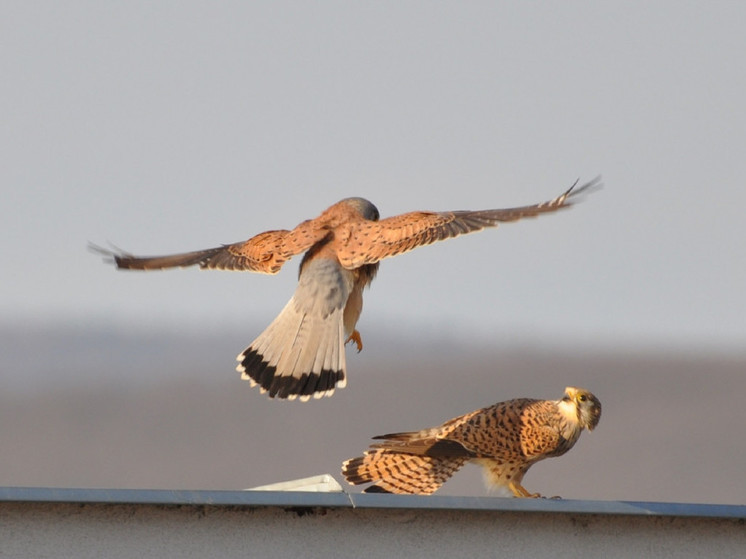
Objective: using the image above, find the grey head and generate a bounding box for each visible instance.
[340,197,380,221]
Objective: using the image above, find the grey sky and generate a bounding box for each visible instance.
[2,2,745,351]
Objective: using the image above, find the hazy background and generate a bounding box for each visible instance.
[1,2,744,504]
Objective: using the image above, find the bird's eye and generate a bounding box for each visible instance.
[578,394,587,402]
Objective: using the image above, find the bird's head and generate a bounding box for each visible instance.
[562,386,602,431]
[341,197,380,221]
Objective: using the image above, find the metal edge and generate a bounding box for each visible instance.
[1,487,744,519]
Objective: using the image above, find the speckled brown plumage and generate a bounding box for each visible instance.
[342,387,601,496]
[92,178,599,401]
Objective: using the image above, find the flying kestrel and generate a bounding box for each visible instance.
[342,386,601,497]
[93,178,599,401]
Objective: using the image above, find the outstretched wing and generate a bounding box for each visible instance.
[337,177,601,268]
[91,220,330,275]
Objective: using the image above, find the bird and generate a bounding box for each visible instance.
[92,177,600,401]
[341,386,601,497]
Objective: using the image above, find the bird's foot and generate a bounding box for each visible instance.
[510,481,543,498]
[345,330,363,352]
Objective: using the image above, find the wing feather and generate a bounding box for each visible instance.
[90,219,329,274]
[337,177,600,268]
[368,407,487,457]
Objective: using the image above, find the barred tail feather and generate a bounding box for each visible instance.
[342,450,467,495]
[236,295,347,401]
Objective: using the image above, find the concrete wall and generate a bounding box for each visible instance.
[2,500,745,558]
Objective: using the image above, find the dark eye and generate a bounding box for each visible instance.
[578,394,587,402]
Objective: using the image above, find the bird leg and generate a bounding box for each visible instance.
[509,481,543,498]
[345,330,363,352]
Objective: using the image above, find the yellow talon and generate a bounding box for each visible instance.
[345,330,363,352]
[509,481,543,498]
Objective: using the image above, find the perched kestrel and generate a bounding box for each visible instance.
[342,387,601,497]
[93,178,599,401]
